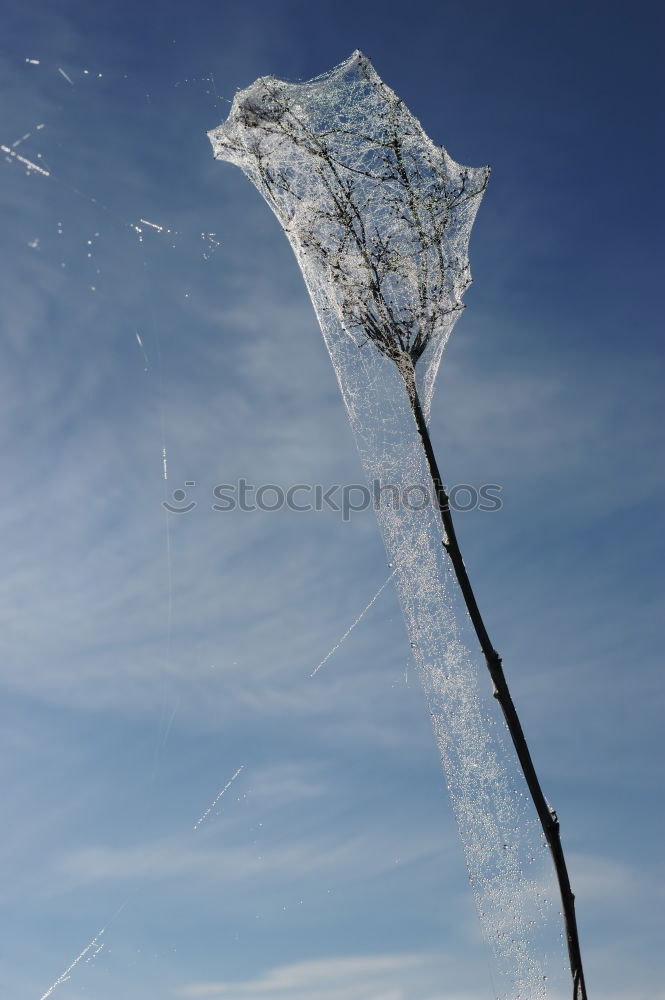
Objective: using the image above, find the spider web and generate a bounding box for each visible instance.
[210,51,570,1000]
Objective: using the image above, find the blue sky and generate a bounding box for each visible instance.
[1,1,663,998]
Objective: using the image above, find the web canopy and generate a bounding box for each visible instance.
[208,49,488,413]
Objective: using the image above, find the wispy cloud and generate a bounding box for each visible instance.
[52,822,449,896]
[175,952,482,1000]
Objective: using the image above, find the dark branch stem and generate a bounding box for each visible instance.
[407,378,588,1000]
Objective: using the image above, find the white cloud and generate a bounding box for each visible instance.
[174,952,482,1000]
[568,852,658,903]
